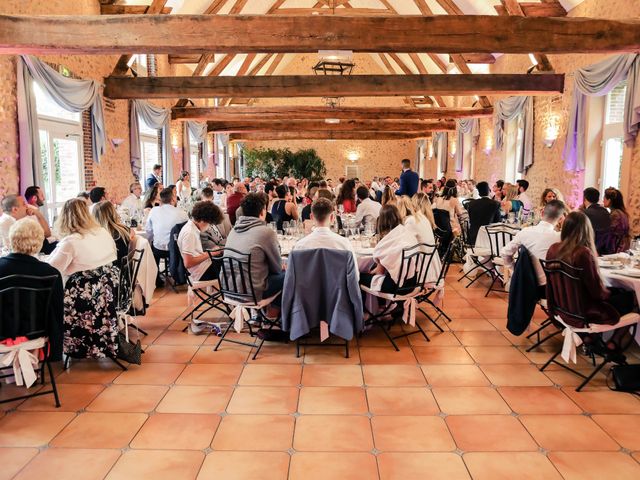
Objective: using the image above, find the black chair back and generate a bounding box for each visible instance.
[117,248,144,314]
[540,259,586,325]
[395,243,438,296]
[219,248,259,305]
[435,242,455,285]
[485,224,519,257]
[0,275,58,342]
[461,198,473,211]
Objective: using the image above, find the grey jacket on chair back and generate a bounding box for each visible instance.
[281,249,363,341]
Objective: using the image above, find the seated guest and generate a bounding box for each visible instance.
[354,186,381,226]
[77,192,91,205]
[502,200,565,296]
[145,187,189,276]
[226,182,247,225]
[88,186,107,214]
[142,182,162,216]
[516,179,533,213]
[380,185,396,206]
[421,179,435,201]
[432,180,466,235]
[360,204,420,293]
[604,187,630,253]
[336,179,357,213]
[198,200,230,251]
[538,188,559,217]
[48,198,117,279]
[24,185,45,209]
[0,218,64,361]
[121,183,144,219]
[412,192,437,231]
[467,181,502,245]
[93,201,134,264]
[397,196,434,244]
[581,187,611,255]
[500,183,522,216]
[300,187,318,221]
[178,201,224,282]
[0,195,52,248]
[225,193,285,305]
[294,198,358,276]
[271,185,299,231]
[546,211,636,357]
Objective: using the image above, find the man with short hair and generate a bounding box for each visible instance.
[146,187,189,261]
[395,159,419,197]
[502,200,566,294]
[178,201,224,283]
[146,164,162,191]
[120,182,143,219]
[355,185,382,226]
[582,187,611,254]
[467,181,503,245]
[516,179,532,213]
[88,186,107,214]
[24,186,45,208]
[421,179,434,199]
[225,193,284,304]
[294,198,359,278]
[0,194,51,248]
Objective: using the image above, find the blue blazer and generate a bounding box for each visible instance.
[145,174,159,191]
[395,169,419,197]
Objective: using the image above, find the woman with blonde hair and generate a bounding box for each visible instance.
[380,185,396,206]
[501,183,522,216]
[48,198,117,278]
[93,201,135,263]
[412,192,436,229]
[395,195,435,245]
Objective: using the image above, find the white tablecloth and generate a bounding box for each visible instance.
[601,268,640,344]
[134,235,157,302]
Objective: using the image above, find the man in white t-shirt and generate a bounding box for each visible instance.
[0,194,51,249]
[177,201,225,283]
[294,198,359,280]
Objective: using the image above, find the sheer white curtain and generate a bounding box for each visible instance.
[494,96,534,174]
[130,100,172,183]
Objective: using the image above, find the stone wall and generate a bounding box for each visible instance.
[471,0,640,234]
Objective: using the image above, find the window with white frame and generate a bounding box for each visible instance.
[35,82,84,223]
[600,80,626,191]
[139,116,160,186]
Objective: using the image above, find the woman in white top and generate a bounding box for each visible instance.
[48,198,117,280]
[360,204,420,293]
[432,179,467,235]
[175,171,191,202]
[396,196,435,245]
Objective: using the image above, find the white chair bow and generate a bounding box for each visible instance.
[402,297,417,327]
[0,338,46,388]
[230,305,250,333]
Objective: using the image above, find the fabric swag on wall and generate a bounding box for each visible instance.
[493,96,534,174]
[455,119,479,173]
[130,100,172,183]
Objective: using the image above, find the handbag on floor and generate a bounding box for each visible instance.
[607,364,640,393]
[117,332,142,365]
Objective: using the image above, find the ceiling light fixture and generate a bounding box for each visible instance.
[325,118,340,124]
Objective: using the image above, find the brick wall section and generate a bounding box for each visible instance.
[81,110,95,190]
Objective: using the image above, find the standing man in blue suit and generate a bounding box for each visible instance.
[395,159,419,197]
[145,164,163,191]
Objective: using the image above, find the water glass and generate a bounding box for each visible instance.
[283,221,290,232]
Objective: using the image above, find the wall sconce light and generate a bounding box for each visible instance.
[347,151,360,162]
[428,141,434,159]
[543,114,560,148]
[483,136,493,155]
[449,141,457,158]
[110,138,125,150]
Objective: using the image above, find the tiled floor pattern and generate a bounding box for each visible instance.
[1,271,640,479]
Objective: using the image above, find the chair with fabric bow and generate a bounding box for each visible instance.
[480,224,520,297]
[539,259,639,392]
[360,243,438,351]
[0,274,61,407]
[215,248,283,360]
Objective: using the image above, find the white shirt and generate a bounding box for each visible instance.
[145,204,189,251]
[177,220,211,282]
[373,224,420,289]
[0,213,16,247]
[355,198,382,225]
[48,227,117,278]
[293,226,359,280]
[501,220,560,286]
[404,215,435,245]
[517,191,533,213]
[120,193,143,218]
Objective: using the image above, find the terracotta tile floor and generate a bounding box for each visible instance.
[1,271,640,479]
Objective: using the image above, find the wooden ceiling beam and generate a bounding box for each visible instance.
[450,53,496,64]
[495,2,567,17]
[6,15,638,55]
[433,0,464,15]
[229,131,433,141]
[100,5,172,14]
[172,106,494,121]
[109,0,167,76]
[105,74,565,100]
[207,119,455,133]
